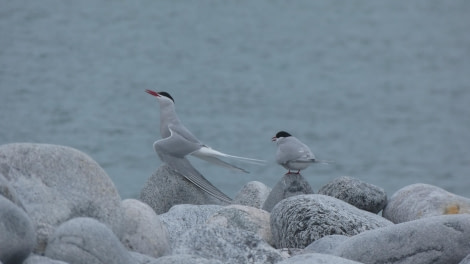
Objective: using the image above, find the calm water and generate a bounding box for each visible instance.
[1,1,469,199]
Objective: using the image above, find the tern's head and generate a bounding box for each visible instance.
[145,90,175,106]
[272,131,292,142]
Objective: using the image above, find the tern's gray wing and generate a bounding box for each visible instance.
[276,137,315,164]
[153,126,203,158]
[154,145,232,203]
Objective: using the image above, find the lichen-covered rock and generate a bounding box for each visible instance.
[270,194,392,248]
[160,204,223,247]
[333,214,470,264]
[318,176,387,213]
[303,235,349,254]
[277,253,364,264]
[173,225,284,264]
[207,204,273,245]
[0,143,123,254]
[0,195,36,264]
[140,165,226,214]
[121,199,170,258]
[45,217,134,264]
[232,181,271,209]
[262,173,313,212]
[383,183,470,223]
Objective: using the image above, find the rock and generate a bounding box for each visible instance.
[0,143,123,254]
[173,225,284,264]
[0,174,24,209]
[232,181,271,209]
[262,173,314,212]
[270,194,393,248]
[303,235,350,254]
[23,255,69,264]
[318,176,387,213]
[0,195,36,264]
[383,183,470,223]
[333,214,470,264]
[140,165,227,214]
[45,217,134,264]
[207,204,273,245]
[277,253,364,264]
[152,255,223,264]
[121,199,170,258]
[160,204,223,247]
[460,254,470,264]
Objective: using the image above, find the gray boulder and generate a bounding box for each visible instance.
[334,214,470,264]
[0,174,24,209]
[45,217,134,264]
[160,204,223,247]
[303,235,350,254]
[232,181,271,209]
[173,225,284,264]
[262,173,313,212]
[460,254,470,264]
[383,183,470,223]
[152,255,223,264]
[207,204,273,246]
[121,199,170,258]
[140,165,227,214]
[270,194,393,248]
[0,195,36,264]
[318,176,387,213]
[23,255,69,264]
[0,143,123,253]
[277,253,364,264]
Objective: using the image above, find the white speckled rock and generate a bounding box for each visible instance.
[0,195,36,264]
[121,199,170,258]
[140,165,226,214]
[173,225,284,264]
[232,181,271,209]
[159,204,223,247]
[333,214,470,264]
[207,204,273,246]
[45,217,134,264]
[383,183,470,223]
[270,194,393,248]
[0,143,123,254]
[277,253,364,264]
[262,173,314,212]
[318,176,387,213]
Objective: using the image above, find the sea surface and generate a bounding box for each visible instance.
[1,1,469,199]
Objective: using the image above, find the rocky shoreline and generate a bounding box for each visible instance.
[1,143,470,264]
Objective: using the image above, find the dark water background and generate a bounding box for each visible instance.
[1,1,469,198]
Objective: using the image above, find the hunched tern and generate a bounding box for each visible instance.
[146,89,265,203]
[272,131,328,174]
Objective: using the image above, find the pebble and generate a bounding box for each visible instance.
[383,183,470,223]
[121,199,171,258]
[232,181,271,209]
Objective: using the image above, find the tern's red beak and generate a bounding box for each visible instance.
[145,89,160,97]
[271,136,277,142]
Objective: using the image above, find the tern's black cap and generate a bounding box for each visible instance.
[275,131,292,138]
[158,91,174,102]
